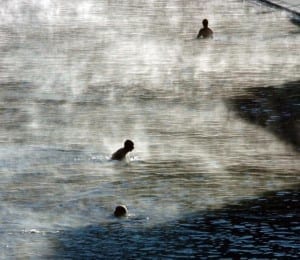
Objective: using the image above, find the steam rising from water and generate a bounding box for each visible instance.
[0,0,299,258]
[0,0,298,97]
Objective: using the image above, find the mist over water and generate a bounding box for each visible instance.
[0,0,299,258]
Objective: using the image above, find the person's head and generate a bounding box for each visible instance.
[124,139,134,151]
[202,19,208,28]
[114,205,128,217]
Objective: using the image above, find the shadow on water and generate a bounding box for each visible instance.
[51,186,300,259]
[227,80,300,152]
[290,17,300,27]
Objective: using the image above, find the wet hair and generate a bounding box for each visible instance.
[124,140,134,151]
[202,19,208,27]
[114,205,128,217]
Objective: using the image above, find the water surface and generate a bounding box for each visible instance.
[0,0,299,258]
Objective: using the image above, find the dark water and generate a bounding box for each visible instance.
[54,187,300,259]
[0,0,299,258]
[229,80,300,151]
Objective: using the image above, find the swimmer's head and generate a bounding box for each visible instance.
[114,205,128,217]
[124,140,134,151]
[202,19,208,27]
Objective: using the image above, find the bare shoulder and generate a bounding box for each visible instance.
[111,148,125,160]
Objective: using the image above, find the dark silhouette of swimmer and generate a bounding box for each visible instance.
[197,19,213,39]
[114,205,128,217]
[111,140,134,161]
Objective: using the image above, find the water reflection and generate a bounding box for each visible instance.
[228,80,300,151]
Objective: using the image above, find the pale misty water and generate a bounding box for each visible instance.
[0,0,299,258]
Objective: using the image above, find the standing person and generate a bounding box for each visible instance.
[197,19,213,39]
